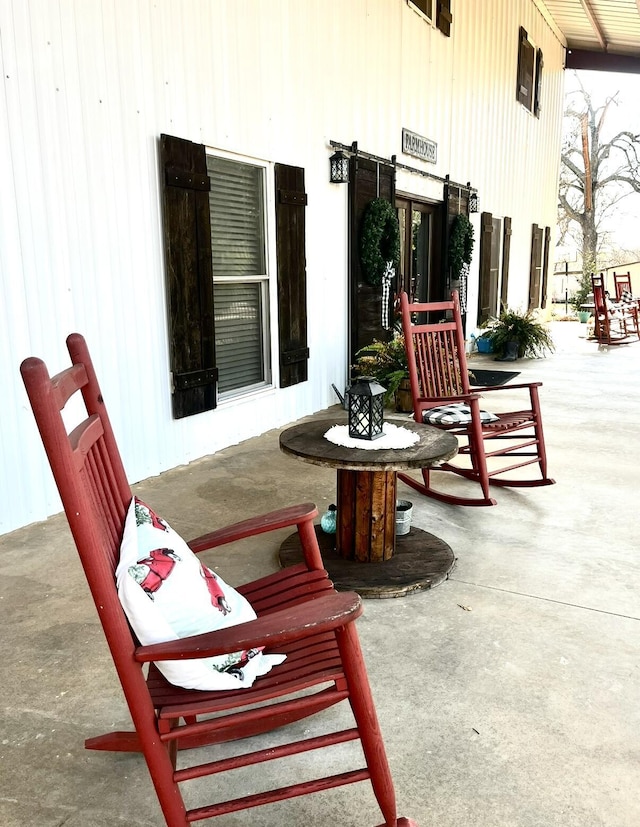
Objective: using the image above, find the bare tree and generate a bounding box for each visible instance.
[558,73,640,274]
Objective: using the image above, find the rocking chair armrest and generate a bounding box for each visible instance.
[476,381,542,393]
[134,591,363,662]
[187,502,319,554]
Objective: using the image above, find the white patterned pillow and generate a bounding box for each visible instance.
[424,403,499,425]
[116,497,285,691]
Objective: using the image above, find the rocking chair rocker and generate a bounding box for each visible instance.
[20,333,416,827]
[398,291,555,507]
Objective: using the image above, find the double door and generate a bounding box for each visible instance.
[395,197,443,308]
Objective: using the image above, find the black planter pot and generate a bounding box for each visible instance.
[495,340,519,361]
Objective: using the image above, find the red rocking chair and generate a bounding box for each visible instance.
[398,291,555,507]
[20,333,416,827]
[591,273,639,345]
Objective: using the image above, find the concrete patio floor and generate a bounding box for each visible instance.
[2,320,639,827]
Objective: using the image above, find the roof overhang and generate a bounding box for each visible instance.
[540,0,640,73]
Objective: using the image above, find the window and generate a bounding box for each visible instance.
[160,134,308,419]
[517,27,542,115]
[528,224,551,310]
[500,217,512,307]
[396,197,443,305]
[408,0,451,35]
[477,212,501,325]
[409,0,432,19]
[207,156,270,396]
[528,224,543,310]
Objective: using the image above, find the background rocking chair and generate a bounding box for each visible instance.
[591,273,639,345]
[398,291,554,507]
[20,333,416,827]
[612,271,634,302]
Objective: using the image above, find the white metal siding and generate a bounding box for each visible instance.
[1,0,566,533]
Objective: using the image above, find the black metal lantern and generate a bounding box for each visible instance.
[329,150,349,184]
[468,191,478,213]
[347,377,385,440]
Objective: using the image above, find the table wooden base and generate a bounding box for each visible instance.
[336,469,396,562]
[279,525,455,599]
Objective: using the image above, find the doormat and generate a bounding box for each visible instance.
[468,369,520,386]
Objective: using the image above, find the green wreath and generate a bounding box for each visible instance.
[359,198,400,287]
[448,214,474,280]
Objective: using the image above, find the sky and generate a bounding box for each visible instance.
[562,69,640,260]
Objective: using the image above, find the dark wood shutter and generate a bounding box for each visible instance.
[517,27,535,109]
[160,134,218,419]
[436,0,452,36]
[534,48,544,116]
[477,211,495,325]
[528,224,544,310]
[349,157,395,369]
[500,216,512,307]
[274,163,309,388]
[540,225,551,308]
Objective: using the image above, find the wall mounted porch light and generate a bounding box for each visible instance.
[329,150,350,184]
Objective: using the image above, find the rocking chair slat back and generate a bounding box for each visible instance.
[22,353,129,591]
[592,273,607,315]
[413,326,467,399]
[613,271,632,300]
[405,294,469,401]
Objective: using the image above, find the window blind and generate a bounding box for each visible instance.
[207,157,265,276]
[207,156,268,393]
[213,282,264,393]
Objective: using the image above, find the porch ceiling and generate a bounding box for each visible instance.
[540,0,640,72]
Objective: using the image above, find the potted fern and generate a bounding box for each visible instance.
[483,306,555,360]
[353,335,411,410]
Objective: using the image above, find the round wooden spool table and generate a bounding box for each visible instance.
[279,416,458,598]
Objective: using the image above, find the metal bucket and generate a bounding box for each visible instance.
[395,500,413,535]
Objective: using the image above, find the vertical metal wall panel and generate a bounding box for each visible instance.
[1,0,566,533]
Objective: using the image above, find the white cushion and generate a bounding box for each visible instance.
[116,497,285,691]
[424,403,499,425]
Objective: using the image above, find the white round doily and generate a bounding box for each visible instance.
[324,423,419,450]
